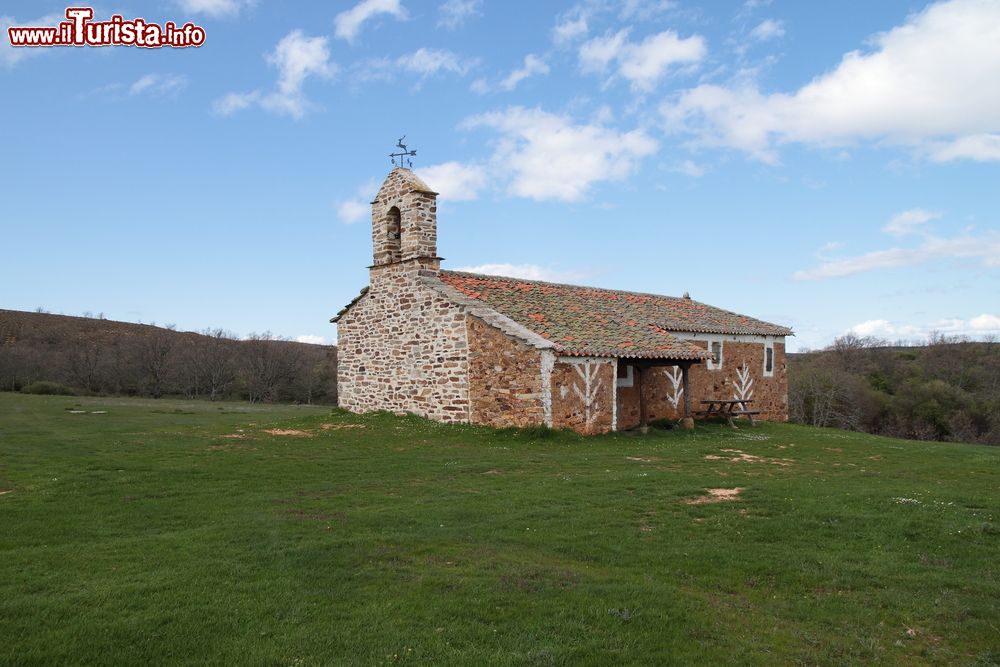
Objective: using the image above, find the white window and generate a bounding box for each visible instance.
[707,340,723,370]
[763,343,774,377]
[616,363,633,387]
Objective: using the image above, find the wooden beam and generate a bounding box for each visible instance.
[636,364,648,432]
[681,362,691,418]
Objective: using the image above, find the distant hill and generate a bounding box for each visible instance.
[0,309,336,404]
[788,335,1000,445]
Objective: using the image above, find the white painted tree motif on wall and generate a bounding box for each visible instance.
[664,366,684,409]
[733,363,754,402]
[572,361,604,428]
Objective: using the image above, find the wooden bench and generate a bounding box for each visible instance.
[697,400,758,428]
[728,409,761,425]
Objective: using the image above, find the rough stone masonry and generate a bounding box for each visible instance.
[333,167,792,434]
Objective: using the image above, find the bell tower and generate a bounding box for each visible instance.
[370,167,440,273]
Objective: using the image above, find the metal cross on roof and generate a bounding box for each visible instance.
[389,135,417,168]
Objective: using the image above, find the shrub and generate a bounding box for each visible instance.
[22,381,76,395]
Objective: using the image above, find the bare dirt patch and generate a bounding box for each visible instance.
[626,456,659,463]
[320,423,366,430]
[686,487,745,505]
[220,433,246,439]
[0,490,13,496]
[705,449,794,466]
[263,428,313,437]
[480,469,502,475]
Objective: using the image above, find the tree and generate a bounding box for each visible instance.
[239,333,300,403]
[133,330,175,398]
[201,329,238,401]
[63,337,104,393]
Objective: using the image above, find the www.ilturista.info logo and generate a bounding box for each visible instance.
[7,8,206,49]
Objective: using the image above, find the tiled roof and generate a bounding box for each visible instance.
[331,287,369,323]
[437,270,792,360]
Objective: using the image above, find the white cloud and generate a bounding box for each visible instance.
[672,159,705,177]
[927,133,1000,162]
[336,178,378,224]
[214,30,335,119]
[849,319,916,338]
[580,28,706,92]
[452,263,591,283]
[849,314,1000,340]
[553,12,588,45]
[129,73,187,97]
[1,13,60,68]
[663,0,1000,163]
[469,78,489,95]
[177,0,253,17]
[579,30,629,72]
[748,19,784,41]
[882,208,941,237]
[337,200,368,224]
[438,0,482,29]
[337,162,485,210]
[462,106,657,201]
[970,314,1000,331]
[212,91,260,115]
[620,0,677,20]
[352,49,475,85]
[261,31,336,116]
[416,161,486,201]
[396,48,474,77]
[795,231,1000,280]
[500,54,549,91]
[335,0,407,42]
[294,334,329,345]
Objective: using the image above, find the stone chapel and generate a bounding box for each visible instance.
[333,167,792,435]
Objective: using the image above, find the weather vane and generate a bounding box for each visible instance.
[389,135,417,168]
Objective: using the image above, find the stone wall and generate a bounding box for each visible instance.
[616,338,787,429]
[466,316,547,428]
[336,263,471,423]
[343,168,789,434]
[371,168,438,267]
[550,357,616,434]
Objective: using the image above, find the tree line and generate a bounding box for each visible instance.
[788,334,1000,445]
[0,309,336,404]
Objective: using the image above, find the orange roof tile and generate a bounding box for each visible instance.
[437,271,792,360]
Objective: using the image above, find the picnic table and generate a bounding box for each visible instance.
[694,399,760,428]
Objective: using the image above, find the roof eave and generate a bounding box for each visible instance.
[330,286,370,323]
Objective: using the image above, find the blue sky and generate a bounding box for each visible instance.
[2,0,998,351]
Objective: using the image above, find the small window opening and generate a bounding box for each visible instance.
[764,345,774,376]
[616,363,634,387]
[709,341,723,369]
[385,206,401,262]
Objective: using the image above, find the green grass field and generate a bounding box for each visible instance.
[1,393,998,666]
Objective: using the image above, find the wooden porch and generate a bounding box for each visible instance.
[628,359,698,432]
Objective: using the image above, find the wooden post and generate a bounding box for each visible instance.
[681,362,694,429]
[636,364,648,433]
[681,363,691,417]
